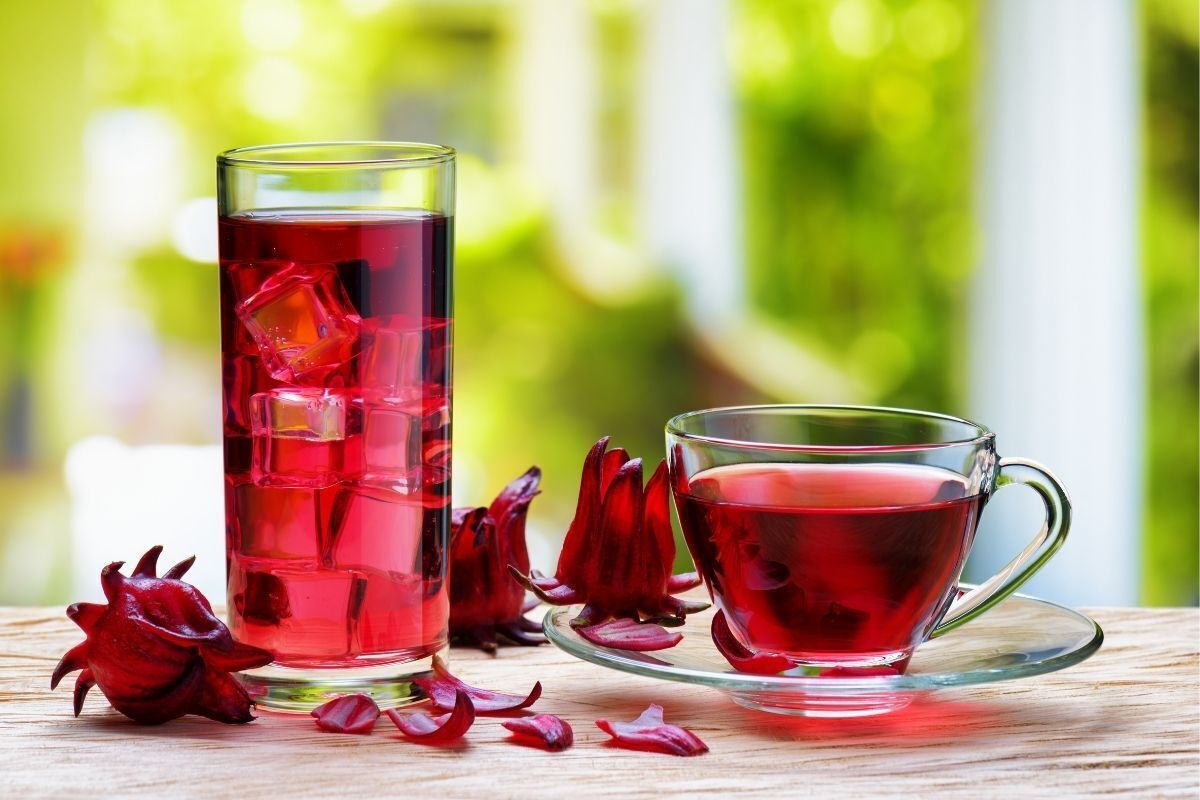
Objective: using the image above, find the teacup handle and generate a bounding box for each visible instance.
[930,457,1072,638]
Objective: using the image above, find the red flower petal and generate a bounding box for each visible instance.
[66,602,105,633]
[385,689,475,744]
[414,656,541,715]
[189,667,257,725]
[51,642,88,690]
[666,573,703,593]
[600,446,630,495]
[488,467,541,569]
[502,713,574,751]
[595,704,708,757]
[199,640,274,673]
[588,459,646,614]
[640,461,675,588]
[113,660,208,725]
[311,694,381,734]
[710,610,795,674]
[73,670,96,717]
[578,618,683,651]
[512,570,581,604]
[556,437,609,590]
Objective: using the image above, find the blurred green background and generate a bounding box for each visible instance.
[0,0,1194,605]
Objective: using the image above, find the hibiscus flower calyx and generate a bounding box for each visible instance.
[510,437,708,629]
[51,546,272,725]
[448,467,547,652]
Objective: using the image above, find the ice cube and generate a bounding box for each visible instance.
[357,317,451,398]
[229,482,334,561]
[348,572,442,655]
[230,565,354,659]
[326,486,425,576]
[235,262,360,385]
[356,397,423,492]
[359,324,425,400]
[250,388,358,488]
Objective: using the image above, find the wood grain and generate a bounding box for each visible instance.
[0,607,1195,799]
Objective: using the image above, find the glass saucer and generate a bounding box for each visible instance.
[543,589,1103,718]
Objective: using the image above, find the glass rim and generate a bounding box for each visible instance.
[217,141,456,168]
[664,403,995,453]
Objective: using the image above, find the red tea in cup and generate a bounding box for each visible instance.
[675,462,984,665]
[667,405,1071,671]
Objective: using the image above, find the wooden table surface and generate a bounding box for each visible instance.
[1,606,1196,798]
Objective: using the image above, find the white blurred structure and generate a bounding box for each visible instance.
[633,0,867,403]
[65,438,226,601]
[636,0,743,321]
[968,0,1142,605]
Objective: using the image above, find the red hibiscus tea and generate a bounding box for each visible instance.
[674,462,985,666]
[220,210,451,669]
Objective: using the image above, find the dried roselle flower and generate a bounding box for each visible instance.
[711,610,794,675]
[449,468,545,652]
[512,437,707,628]
[502,713,574,751]
[595,704,708,757]
[50,546,273,725]
[386,689,475,744]
[578,618,682,651]
[311,693,381,734]
[414,655,541,715]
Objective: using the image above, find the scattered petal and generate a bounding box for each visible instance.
[415,656,541,715]
[711,610,795,675]
[311,694,381,734]
[579,618,683,651]
[596,704,708,757]
[386,689,475,744]
[502,714,574,751]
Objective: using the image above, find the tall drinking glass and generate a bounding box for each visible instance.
[217,143,454,711]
